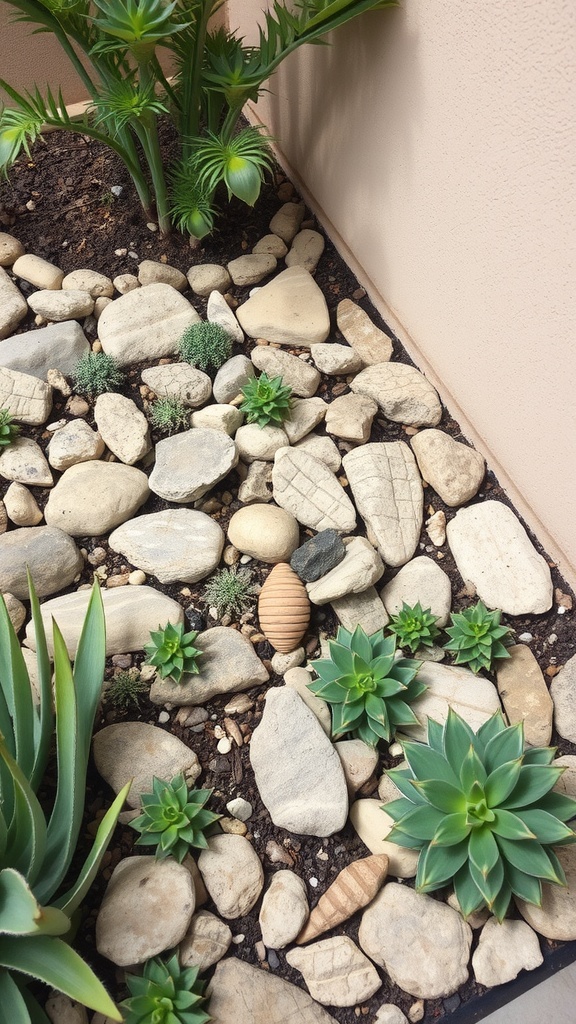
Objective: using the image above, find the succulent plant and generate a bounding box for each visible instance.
[384,708,576,921]
[387,601,441,654]
[239,371,292,428]
[130,774,221,862]
[149,396,190,435]
[106,669,149,711]
[308,624,426,747]
[202,566,257,618]
[443,600,512,674]
[0,407,20,447]
[179,320,232,372]
[143,622,202,685]
[121,953,210,1024]
[73,351,125,396]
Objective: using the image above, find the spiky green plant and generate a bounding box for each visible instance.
[308,625,426,747]
[239,371,292,428]
[0,407,20,447]
[179,321,232,372]
[387,601,441,654]
[106,669,149,711]
[384,708,576,921]
[121,953,210,1024]
[130,774,221,861]
[149,396,190,435]
[144,622,202,685]
[443,600,512,674]
[202,566,257,618]
[73,351,125,396]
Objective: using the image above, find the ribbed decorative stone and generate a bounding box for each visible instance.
[149,428,238,503]
[98,283,200,366]
[306,537,385,605]
[336,299,393,365]
[0,526,82,599]
[446,500,553,615]
[410,429,485,507]
[296,855,388,944]
[350,363,442,427]
[286,936,381,1007]
[0,367,52,425]
[343,443,423,567]
[108,509,224,584]
[236,266,330,346]
[149,626,269,706]
[208,957,338,1024]
[44,461,149,536]
[141,363,212,408]
[258,562,310,652]
[273,447,356,533]
[252,345,321,397]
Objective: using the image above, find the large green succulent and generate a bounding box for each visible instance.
[239,371,292,428]
[384,708,576,921]
[121,953,210,1024]
[144,622,202,685]
[308,625,425,747]
[443,600,512,674]
[387,601,441,654]
[131,774,221,862]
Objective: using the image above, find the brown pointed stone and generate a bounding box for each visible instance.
[296,854,388,944]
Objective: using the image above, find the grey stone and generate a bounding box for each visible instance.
[550,654,576,744]
[410,429,485,507]
[405,660,501,741]
[325,392,378,443]
[516,844,576,939]
[149,626,269,706]
[92,722,201,808]
[0,320,89,379]
[349,800,419,877]
[269,202,305,243]
[380,555,452,627]
[259,871,309,949]
[0,526,82,599]
[228,253,277,286]
[310,342,363,376]
[343,442,423,567]
[350,363,442,427]
[190,404,243,435]
[149,428,238,503]
[236,266,330,347]
[3,482,42,526]
[497,645,553,746]
[0,436,53,487]
[12,253,64,290]
[94,392,151,465]
[290,529,346,583]
[472,918,543,987]
[331,587,390,633]
[447,500,553,614]
[96,856,195,966]
[207,290,244,343]
[98,283,200,366]
[285,229,325,274]
[179,910,232,970]
[0,266,27,339]
[235,423,289,462]
[25,585,184,658]
[198,834,264,918]
[0,366,52,425]
[358,883,472,998]
[237,460,273,503]
[294,433,342,473]
[286,936,381,1007]
[45,993,88,1024]
[250,687,348,836]
[137,259,187,291]
[227,503,300,562]
[283,397,328,444]
[44,461,149,536]
[62,269,114,297]
[47,419,104,471]
[187,263,231,296]
[27,289,94,322]
[273,447,356,533]
[213,354,254,403]
[208,958,338,1024]
[306,537,384,605]
[251,345,320,397]
[141,363,212,408]
[336,300,393,365]
[109,509,224,584]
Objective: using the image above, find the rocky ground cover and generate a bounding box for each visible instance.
[1,132,576,1024]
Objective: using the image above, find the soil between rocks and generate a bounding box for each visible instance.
[2,123,576,1024]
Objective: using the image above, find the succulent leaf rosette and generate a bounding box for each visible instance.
[387,601,441,654]
[121,953,210,1024]
[131,774,220,862]
[308,625,426,747]
[239,371,292,428]
[384,708,576,921]
[144,622,202,685]
[0,408,20,447]
[443,600,512,674]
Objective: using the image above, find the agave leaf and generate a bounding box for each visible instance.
[475,711,507,751]
[402,741,461,789]
[416,837,469,890]
[432,812,471,847]
[504,862,544,904]
[484,758,523,807]
[483,722,524,773]
[0,869,69,936]
[459,746,488,793]
[386,767,428,805]
[516,808,575,844]
[0,735,46,884]
[453,861,484,918]
[27,571,53,792]
[328,642,355,675]
[388,803,444,840]
[426,718,444,754]
[386,698,420,729]
[468,826,499,878]
[496,836,565,883]
[413,779,466,815]
[0,967,32,1023]
[0,590,35,775]
[349,624,374,661]
[500,765,564,810]
[490,880,513,922]
[491,808,536,841]
[470,853,504,908]
[0,936,121,1020]
[537,790,576,823]
[521,746,556,766]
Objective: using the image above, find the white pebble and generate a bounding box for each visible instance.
[389,742,403,757]
[558,606,567,615]
[232,933,245,944]
[128,250,139,260]
[309,877,319,888]
[217,737,232,754]
[240,554,253,564]
[518,632,533,642]
[548,633,558,644]
[128,569,146,585]
[111,185,123,197]
[158,711,170,724]
[114,247,127,256]
[226,797,253,821]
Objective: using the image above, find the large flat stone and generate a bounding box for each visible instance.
[149,428,238,503]
[44,461,149,536]
[93,722,201,808]
[273,447,356,533]
[98,283,200,366]
[236,266,330,346]
[0,526,82,599]
[149,626,269,706]
[109,509,224,584]
[0,320,89,379]
[403,661,501,741]
[208,957,338,1024]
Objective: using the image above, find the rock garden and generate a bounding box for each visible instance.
[0,5,575,1016]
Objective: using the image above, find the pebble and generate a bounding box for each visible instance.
[290,529,346,583]
[0,231,24,267]
[228,253,277,286]
[252,345,320,397]
[496,644,553,746]
[198,834,264,918]
[269,201,305,243]
[44,461,149,536]
[285,229,325,274]
[226,798,252,821]
[227,503,300,563]
[12,253,64,290]
[187,263,231,296]
[380,555,452,627]
[109,509,224,585]
[336,299,393,364]
[0,267,27,339]
[284,666,331,736]
[149,428,238,503]
[550,654,576,744]
[325,393,378,443]
[207,289,244,343]
[3,481,43,526]
[0,525,82,600]
[253,233,288,258]
[331,587,390,633]
[411,429,485,506]
[98,283,200,366]
[0,366,53,425]
[138,259,187,291]
[349,800,418,877]
[94,392,151,465]
[113,273,139,294]
[259,870,309,949]
[142,362,212,408]
[180,909,233,970]
[27,288,94,322]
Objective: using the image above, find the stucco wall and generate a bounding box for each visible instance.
[228,0,576,586]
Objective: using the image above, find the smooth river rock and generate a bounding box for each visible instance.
[0,526,82,599]
[350,362,442,427]
[208,957,338,1024]
[259,871,309,949]
[273,447,356,533]
[108,509,224,584]
[0,266,27,339]
[472,917,543,987]
[198,834,264,918]
[98,283,200,366]
[93,722,201,807]
[94,392,151,465]
[227,503,300,563]
[149,428,238,503]
[149,626,269,706]
[44,461,149,536]
[236,266,330,346]
[410,429,485,507]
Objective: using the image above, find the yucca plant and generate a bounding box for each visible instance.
[143,622,202,684]
[0,0,397,237]
[443,600,512,674]
[0,407,20,447]
[387,601,441,654]
[121,953,210,1024]
[131,774,221,861]
[384,708,576,922]
[239,371,292,428]
[308,624,426,747]
[0,574,129,1022]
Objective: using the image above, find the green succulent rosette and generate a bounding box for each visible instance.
[387,601,441,654]
[239,371,292,428]
[121,953,210,1024]
[384,708,576,921]
[443,600,512,674]
[131,774,220,862]
[144,622,202,685]
[0,408,20,447]
[308,625,425,747]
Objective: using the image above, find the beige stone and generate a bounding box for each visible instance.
[496,644,553,746]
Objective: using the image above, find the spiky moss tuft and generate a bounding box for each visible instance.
[202,566,257,618]
[73,351,125,396]
[179,320,232,372]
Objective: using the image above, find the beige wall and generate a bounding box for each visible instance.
[227,0,576,586]
[0,7,90,105]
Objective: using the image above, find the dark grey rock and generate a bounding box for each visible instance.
[290,529,346,582]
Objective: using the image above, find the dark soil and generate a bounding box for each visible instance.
[1,123,575,1024]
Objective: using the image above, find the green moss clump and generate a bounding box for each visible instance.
[149,396,190,435]
[203,566,257,618]
[105,670,149,711]
[73,351,125,396]
[179,321,232,372]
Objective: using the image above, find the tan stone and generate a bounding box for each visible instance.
[496,644,553,746]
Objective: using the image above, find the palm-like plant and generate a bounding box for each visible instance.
[0,0,397,237]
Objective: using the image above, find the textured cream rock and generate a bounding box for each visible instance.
[350,362,442,426]
[259,870,309,949]
[252,345,321,396]
[142,362,212,407]
[410,429,485,506]
[285,229,325,273]
[227,503,300,562]
[208,958,338,1024]
[306,537,384,605]
[336,299,393,364]
[273,447,356,533]
[44,461,149,535]
[12,253,64,290]
[286,936,381,1006]
[0,366,52,424]
[92,722,201,807]
[496,644,553,746]
[0,266,27,339]
[94,392,151,464]
[198,834,264,918]
[149,626,269,706]
[237,266,330,346]
[98,283,200,365]
[472,918,543,987]
[350,800,419,877]
[62,268,114,297]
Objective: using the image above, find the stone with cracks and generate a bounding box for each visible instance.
[198,834,264,918]
[44,461,149,536]
[496,644,553,746]
[350,363,442,427]
[250,687,348,837]
[446,500,553,614]
[380,555,452,627]
[472,918,543,987]
[141,363,212,408]
[213,354,253,403]
[336,299,393,365]
[273,447,356,534]
[259,870,309,949]
[94,392,151,465]
[96,856,195,965]
[108,509,224,584]
[0,436,53,487]
[343,443,423,567]
[149,626,269,706]
[516,845,576,939]
[404,660,501,741]
[325,393,378,443]
[148,428,238,503]
[98,283,200,366]
[0,320,89,379]
[358,883,472,999]
[236,266,330,347]
[208,957,339,1024]
[252,344,321,397]
[0,366,52,425]
[0,526,82,599]
[306,537,384,605]
[294,432,342,473]
[410,429,485,507]
[25,585,183,657]
[550,653,576,744]
[287,936,381,1007]
[93,722,201,808]
[310,342,363,376]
